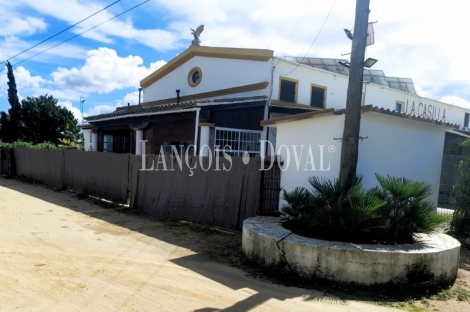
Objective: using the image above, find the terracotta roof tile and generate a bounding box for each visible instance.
[84,96,268,122]
[261,104,459,129]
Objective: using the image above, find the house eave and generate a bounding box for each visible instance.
[261,105,459,129]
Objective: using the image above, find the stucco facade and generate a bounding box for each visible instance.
[83,45,470,160]
[143,56,272,103]
[264,106,456,206]
[272,58,469,127]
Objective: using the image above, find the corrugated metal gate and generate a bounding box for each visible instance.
[438,153,463,209]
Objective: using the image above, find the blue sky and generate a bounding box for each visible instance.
[1,0,469,122]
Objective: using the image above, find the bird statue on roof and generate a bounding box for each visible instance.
[191,25,204,46]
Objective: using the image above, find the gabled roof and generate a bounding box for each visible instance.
[261,105,459,129]
[140,46,274,88]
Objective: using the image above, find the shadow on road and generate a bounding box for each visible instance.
[3,176,469,311]
[1,177,351,311]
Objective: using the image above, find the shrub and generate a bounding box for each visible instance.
[0,141,57,149]
[281,174,451,244]
[280,187,311,224]
[375,174,452,243]
[451,139,470,237]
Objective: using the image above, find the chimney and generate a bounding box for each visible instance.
[138,87,143,106]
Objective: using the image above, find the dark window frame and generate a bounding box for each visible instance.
[310,84,327,108]
[279,78,298,103]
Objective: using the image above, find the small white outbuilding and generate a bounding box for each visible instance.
[261,105,459,207]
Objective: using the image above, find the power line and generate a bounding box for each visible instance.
[274,8,310,62]
[275,0,337,76]
[2,0,122,64]
[11,0,150,68]
[275,3,317,65]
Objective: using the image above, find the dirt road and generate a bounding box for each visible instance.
[0,177,399,311]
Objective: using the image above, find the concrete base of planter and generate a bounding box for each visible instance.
[242,217,461,286]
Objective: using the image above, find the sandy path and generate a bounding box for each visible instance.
[0,178,398,312]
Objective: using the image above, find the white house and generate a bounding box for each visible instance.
[83,45,470,159]
[261,105,459,206]
[266,57,470,151]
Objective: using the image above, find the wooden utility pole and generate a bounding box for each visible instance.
[339,0,370,186]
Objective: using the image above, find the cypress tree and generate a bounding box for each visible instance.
[5,61,23,142]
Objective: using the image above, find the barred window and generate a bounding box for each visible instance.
[214,128,262,157]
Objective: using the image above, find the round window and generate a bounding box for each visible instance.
[191,71,200,84]
[188,67,202,87]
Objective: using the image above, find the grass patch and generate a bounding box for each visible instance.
[430,286,470,301]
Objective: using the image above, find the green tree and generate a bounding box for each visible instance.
[0,112,12,142]
[1,61,23,142]
[6,61,23,141]
[451,138,470,237]
[21,95,80,145]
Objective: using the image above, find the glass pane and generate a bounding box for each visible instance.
[311,86,325,108]
[280,80,296,102]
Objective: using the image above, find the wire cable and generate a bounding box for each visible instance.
[275,0,337,76]
[2,0,122,63]
[274,4,319,69]
[274,7,310,62]
[11,0,150,68]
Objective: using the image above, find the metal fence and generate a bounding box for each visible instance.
[438,153,464,209]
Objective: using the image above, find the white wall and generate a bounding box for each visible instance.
[274,115,343,207]
[274,112,447,207]
[83,130,92,151]
[266,112,292,155]
[272,58,470,128]
[272,59,348,109]
[144,56,272,102]
[358,113,445,205]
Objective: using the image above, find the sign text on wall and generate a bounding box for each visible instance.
[404,99,446,122]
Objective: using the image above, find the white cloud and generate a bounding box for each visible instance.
[0,0,47,37]
[13,66,45,90]
[440,96,470,110]
[85,104,121,117]
[11,0,182,51]
[149,0,470,102]
[0,17,47,36]
[121,91,140,106]
[1,48,166,117]
[58,100,83,121]
[0,65,45,101]
[2,0,470,108]
[50,47,166,94]
[0,36,88,65]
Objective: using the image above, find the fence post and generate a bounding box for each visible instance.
[8,148,16,177]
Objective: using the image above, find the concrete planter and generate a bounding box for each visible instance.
[242,217,461,286]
